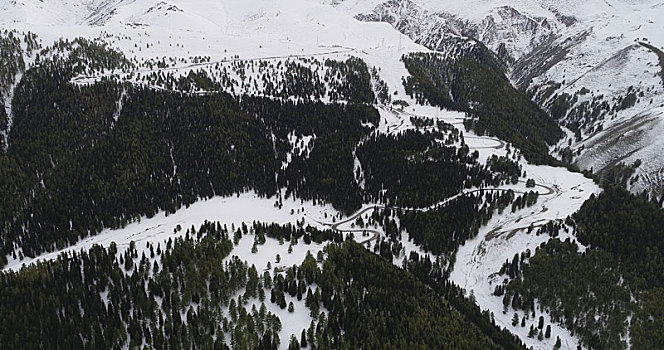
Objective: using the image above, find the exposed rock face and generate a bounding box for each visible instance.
[511,29,590,90]
[356,0,561,66]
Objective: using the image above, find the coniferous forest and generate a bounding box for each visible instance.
[0,36,531,265]
[0,221,527,349]
[401,52,564,165]
[0,31,535,349]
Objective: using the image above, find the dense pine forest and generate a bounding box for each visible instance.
[0,101,7,149]
[0,219,527,349]
[401,52,564,165]
[356,129,521,208]
[315,241,525,349]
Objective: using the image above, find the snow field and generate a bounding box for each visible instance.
[227,232,327,347]
[401,102,602,349]
[449,160,601,350]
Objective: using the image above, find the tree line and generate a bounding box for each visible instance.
[0,37,536,266]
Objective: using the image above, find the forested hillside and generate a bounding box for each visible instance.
[3,4,662,348]
[0,36,534,270]
[0,31,548,348]
[0,221,526,349]
[356,129,520,208]
[0,38,374,263]
[401,52,563,165]
[316,241,525,349]
[501,187,664,349]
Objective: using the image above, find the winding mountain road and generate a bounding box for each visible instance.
[380,107,506,150]
[313,181,556,245]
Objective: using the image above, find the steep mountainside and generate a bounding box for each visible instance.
[338,0,664,198]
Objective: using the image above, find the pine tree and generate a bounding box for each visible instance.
[554,336,562,350]
[288,335,300,350]
[545,324,551,339]
[300,329,308,348]
[279,292,287,309]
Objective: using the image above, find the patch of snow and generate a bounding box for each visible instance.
[4,191,340,272]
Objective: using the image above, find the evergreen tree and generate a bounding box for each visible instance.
[300,329,308,348]
[554,336,562,350]
[512,313,519,326]
[288,335,300,350]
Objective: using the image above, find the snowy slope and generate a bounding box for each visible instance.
[401,104,601,350]
[333,0,564,63]
[2,0,431,105]
[1,0,423,59]
[337,0,664,65]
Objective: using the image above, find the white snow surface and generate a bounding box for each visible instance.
[228,231,327,345]
[403,104,602,350]
[0,0,427,65]
[449,163,600,350]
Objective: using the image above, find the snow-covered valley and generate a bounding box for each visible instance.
[2,102,599,348]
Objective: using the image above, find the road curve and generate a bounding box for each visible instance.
[312,180,555,245]
[379,107,506,150]
[463,136,506,150]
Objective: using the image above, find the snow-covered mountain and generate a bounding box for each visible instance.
[1,0,427,70]
[1,0,432,110]
[331,0,664,197]
[0,0,431,146]
[0,1,660,348]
